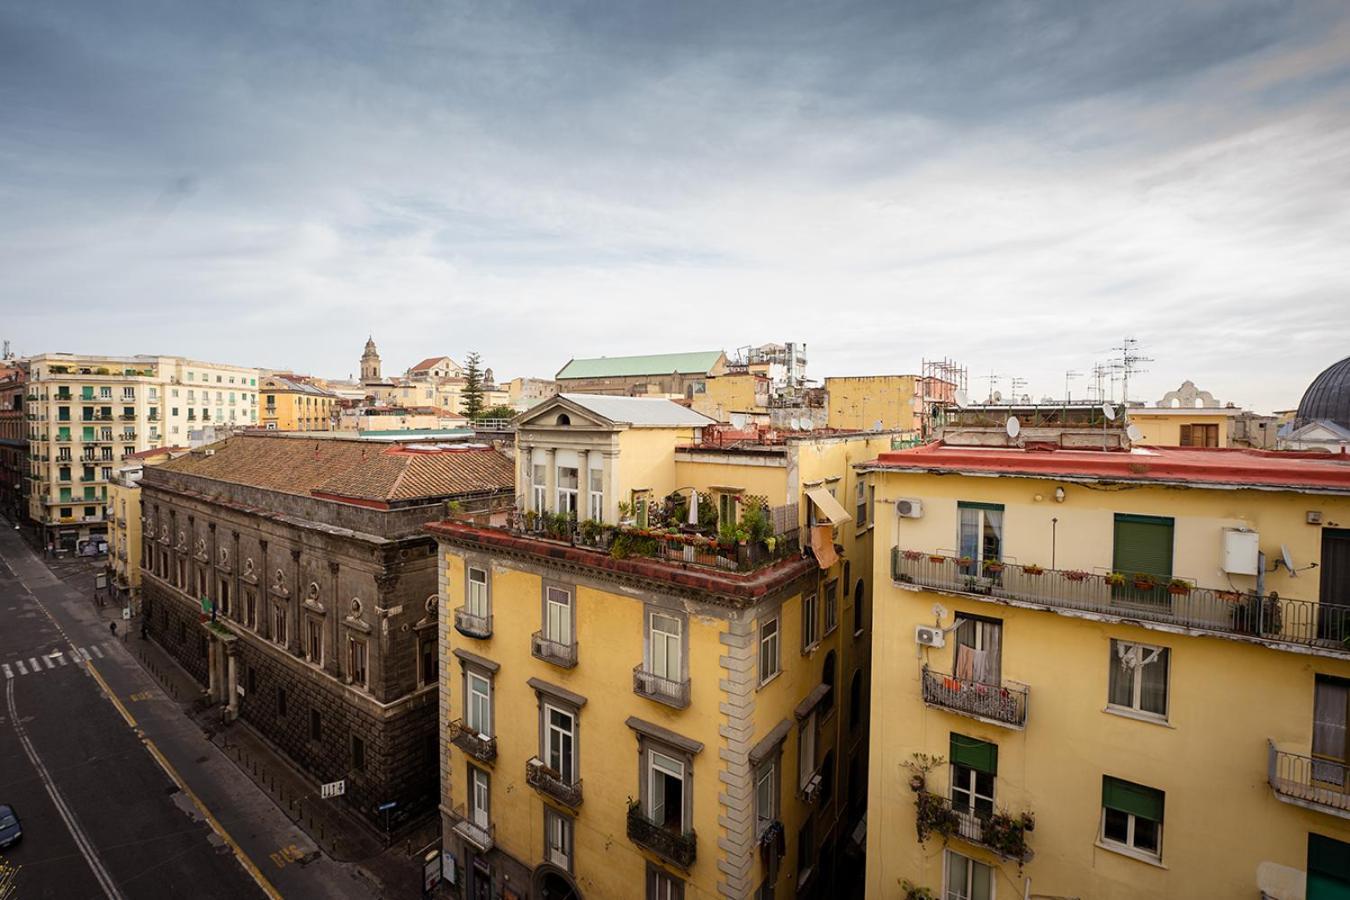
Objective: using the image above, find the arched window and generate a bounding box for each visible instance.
[849,670,863,732]
[821,650,836,715]
[556,413,571,426]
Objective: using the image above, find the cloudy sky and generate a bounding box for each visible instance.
[3,1,1348,411]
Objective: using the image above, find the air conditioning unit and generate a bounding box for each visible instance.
[801,772,823,804]
[897,498,924,519]
[915,625,945,648]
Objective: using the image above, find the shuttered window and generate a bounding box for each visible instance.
[1112,514,1174,579]
[950,733,998,775]
[1309,833,1350,900]
[1102,776,1163,820]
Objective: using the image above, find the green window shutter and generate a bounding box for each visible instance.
[82,426,94,441]
[958,501,1005,513]
[1112,514,1174,579]
[1311,834,1350,884]
[950,733,998,775]
[1102,776,1163,822]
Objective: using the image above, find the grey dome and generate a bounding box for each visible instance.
[1295,356,1350,428]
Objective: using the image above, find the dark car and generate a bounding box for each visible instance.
[0,805,21,849]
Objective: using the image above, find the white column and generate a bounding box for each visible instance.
[207,638,218,701]
[586,449,604,522]
[226,651,239,718]
[544,448,556,513]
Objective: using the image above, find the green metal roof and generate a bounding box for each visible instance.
[556,350,724,380]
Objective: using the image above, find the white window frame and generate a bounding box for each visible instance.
[588,467,604,521]
[467,672,492,738]
[470,766,490,829]
[556,465,579,516]
[305,618,323,665]
[1107,640,1170,720]
[759,616,780,684]
[650,612,682,683]
[545,808,573,871]
[943,849,994,900]
[466,566,489,618]
[823,579,838,636]
[532,464,547,513]
[545,586,573,646]
[950,762,994,817]
[802,590,819,650]
[648,749,687,831]
[546,704,577,783]
[349,637,368,687]
[798,713,817,790]
[855,479,867,527]
[1100,805,1163,860]
[755,759,777,838]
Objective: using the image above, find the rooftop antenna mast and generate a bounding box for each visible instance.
[983,370,1001,404]
[1114,338,1153,406]
[1064,370,1081,404]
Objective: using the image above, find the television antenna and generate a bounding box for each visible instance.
[983,371,1001,404]
[1064,370,1081,404]
[1112,338,1153,405]
[1009,377,1027,402]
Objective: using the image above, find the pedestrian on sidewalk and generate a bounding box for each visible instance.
[110,621,118,641]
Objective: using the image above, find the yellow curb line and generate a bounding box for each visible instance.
[86,661,285,900]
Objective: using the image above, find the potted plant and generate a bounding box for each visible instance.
[1022,564,1044,576]
[928,553,947,564]
[1019,811,1035,832]
[983,560,1005,575]
[903,550,924,561]
[1131,573,1157,592]
[914,790,960,843]
[1166,578,1192,596]
[902,752,945,792]
[899,881,937,900]
[1106,571,1127,587]
[1217,590,1241,602]
[1062,569,1090,582]
[956,556,973,568]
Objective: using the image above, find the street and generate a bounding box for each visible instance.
[0,526,375,899]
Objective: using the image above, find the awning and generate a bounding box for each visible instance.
[805,486,852,525]
[810,524,838,570]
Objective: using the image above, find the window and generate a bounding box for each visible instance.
[759,616,780,684]
[310,708,322,742]
[546,705,576,783]
[1112,514,1174,604]
[1108,641,1169,718]
[349,638,368,687]
[853,579,865,636]
[950,734,997,817]
[556,466,579,515]
[466,566,489,617]
[351,734,366,772]
[755,759,778,838]
[648,867,684,900]
[544,586,573,646]
[545,808,573,871]
[718,492,737,528]
[588,466,604,521]
[957,502,1003,574]
[273,606,287,646]
[855,479,867,527]
[276,686,287,718]
[469,766,490,829]
[217,578,230,616]
[306,618,322,664]
[1313,676,1349,784]
[1100,776,1164,859]
[466,671,492,736]
[418,633,438,687]
[1309,833,1350,899]
[821,651,836,716]
[802,589,819,650]
[944,850,992,900]
[649,611,683,685]
[823,579,838,635]
[245,589,257,629]
[1179,423,1219,447]
[648,750,686,832]
[798,713,817,789]
[532,464,547,513]
[954,616,1002,685]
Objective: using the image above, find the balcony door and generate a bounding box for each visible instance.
[650,613,682,684]
[546,706,576,784]
[953,617,1001,686]
[649,750,685,832]
[1318,529,1350,643]
[470,767,490,830]
[1112,514,1173,607]
[957,503,1002,578]
[1313,676,1350,792]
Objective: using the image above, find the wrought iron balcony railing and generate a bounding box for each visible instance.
[632,664,691,709]
[916,791,1034,863]
[526,757,583,808]
[453,606,492,639]
[921,666,1028,729]
[627,800,696,868]
[894,548,1350,655]
[1268,740,1350,819]
[450,806,494,852]
[532,631,578,668]
[448,718,497,762]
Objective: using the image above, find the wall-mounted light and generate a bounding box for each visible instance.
[1054,486,1066,503]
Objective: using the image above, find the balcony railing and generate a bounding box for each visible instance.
[532,631,578,668]
[916,792,1034,863]
[450,807,494,852]
[453,606,492,639]
[893,548,1350,655]
[627,800,696,868]
[1268,740,1350,819]
[448,718,497,762]
[633,665,691,709]
[526,757,584,808]
[921,666,1028,729]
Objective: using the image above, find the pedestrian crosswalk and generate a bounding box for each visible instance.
[1,642,115,679]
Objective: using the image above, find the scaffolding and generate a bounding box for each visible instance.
[919,358,968,439]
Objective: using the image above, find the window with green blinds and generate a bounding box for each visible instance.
[950,733,998,775]
[1102,776,1164,822]
[1112,514,1174,579]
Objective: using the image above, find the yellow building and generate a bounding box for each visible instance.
[430,394,895,899]
[860,432,1350,899]
[825,375,922,436]
[106,446,184,609]
[259,375,338,431]
[690,373,770,422]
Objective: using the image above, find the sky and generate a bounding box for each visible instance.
[2,1,1348,412]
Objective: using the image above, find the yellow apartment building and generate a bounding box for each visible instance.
[106,446,184,609]
[690,373,770,423]
[259,375,338,431]
[825,376,922,435]
[860,431,1350,899]
[429,394,894,899]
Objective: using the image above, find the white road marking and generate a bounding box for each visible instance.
[90,645,104,659]
[42,656,54,669]
[1,663,11,679]
[79,648,91,661]
[15,659,27,675]
[7,678,126,899]
[28,657,39,671]
[55,653,67,666]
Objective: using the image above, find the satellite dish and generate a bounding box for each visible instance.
[1006,416,1021,438]
[789,418,800,431]
[801,420,814,432]
[1126,424,1143,442]
[954,389,969,408]
[873,419,884,432]
[992,390,1003,404]
[1101,403,1117,421]
[1281,545,1296,577]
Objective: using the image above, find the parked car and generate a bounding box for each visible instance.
[0,805,21,848]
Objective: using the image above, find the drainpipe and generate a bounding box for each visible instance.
[1050,518,1058,570]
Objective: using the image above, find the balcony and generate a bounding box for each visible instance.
[453,606,492,639]
[526,757,584,808]
[921,666,1028,729]
[121,432,137,441]
[633,664,691,709]
[1268,741,1350,820]
[532,631,578,668]
[893,548,1350,656]
[119,414,136,421]
[448,718,497,762]
[915,792,1034,864]
[450,807,494,852]
[627,800,696,868]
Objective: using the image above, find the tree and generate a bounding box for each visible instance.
[477,404,517,422]
[461,352,485,420]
